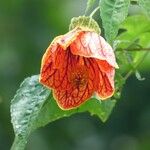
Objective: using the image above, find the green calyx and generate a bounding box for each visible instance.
[69,16,101,34]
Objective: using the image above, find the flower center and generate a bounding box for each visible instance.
[69,65,88,88]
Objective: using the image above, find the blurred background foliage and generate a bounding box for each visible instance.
[0,0,150,150]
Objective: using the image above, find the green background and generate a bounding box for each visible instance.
[0,0,150,150]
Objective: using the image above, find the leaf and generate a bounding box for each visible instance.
[100,0,130,44]
[11,75,116,150]
[10,75,50,150]
[79,98,116,122]
[138,0,150,18]
[36,96,116,129]
[117,15,150,48]
[116,15,150,69]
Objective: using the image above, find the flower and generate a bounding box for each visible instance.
[39,26,118,110]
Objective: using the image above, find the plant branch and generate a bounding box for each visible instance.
[117,47,150,51]
[124,51,149,80]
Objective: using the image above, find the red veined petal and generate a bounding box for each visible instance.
[83,58,100,90]
[40,42,97,93]
[97,60,115,88]
[40,28,82,70]
[52,57,100,110]
[97,60,113,73]
[39,37,72,90]
[57,28,82,50]
[39,27,82,90]
[70,31,118,68]
[98,36,119,69]
[53,84,93,110]
[96,64,115,100]
[40,36,62,69]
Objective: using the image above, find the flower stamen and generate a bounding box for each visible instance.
[69,65,88,88]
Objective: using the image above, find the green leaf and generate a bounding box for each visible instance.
[138,0,150,18]
[10,75,50,150]
[116,15,150,70]
[36,95,116,129]
[117,15,150,48]
[11,75,116,149]
[100,0,130,44]
[79,98,116,122]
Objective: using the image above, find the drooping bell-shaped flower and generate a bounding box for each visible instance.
[39,16,118,110]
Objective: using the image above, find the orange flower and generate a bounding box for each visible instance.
[39,27,118,110]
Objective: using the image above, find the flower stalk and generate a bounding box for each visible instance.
[89,6,100,18]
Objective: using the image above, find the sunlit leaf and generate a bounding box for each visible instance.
[117,15,150,48]
[11,75,50,150]
[100,0,130,44]
[116,15,150,71]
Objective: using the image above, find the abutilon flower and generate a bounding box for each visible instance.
[39,16,118,110]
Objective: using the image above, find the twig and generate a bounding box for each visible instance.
[124,51,149,80]
[117,47,150,51]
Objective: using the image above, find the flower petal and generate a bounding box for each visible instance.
[96,64,115,100]
[57,28,82,50]
[53,84,93,110]
[39,38,72,90]
[52,57,99,110]
[96,59,113,74]
[70,31,118,68]
[40,36,62,69]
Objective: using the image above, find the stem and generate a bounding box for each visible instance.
[90,6,100,17]
[124,51,149,80]
[117,47,150,51]
[11,136,27,150]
